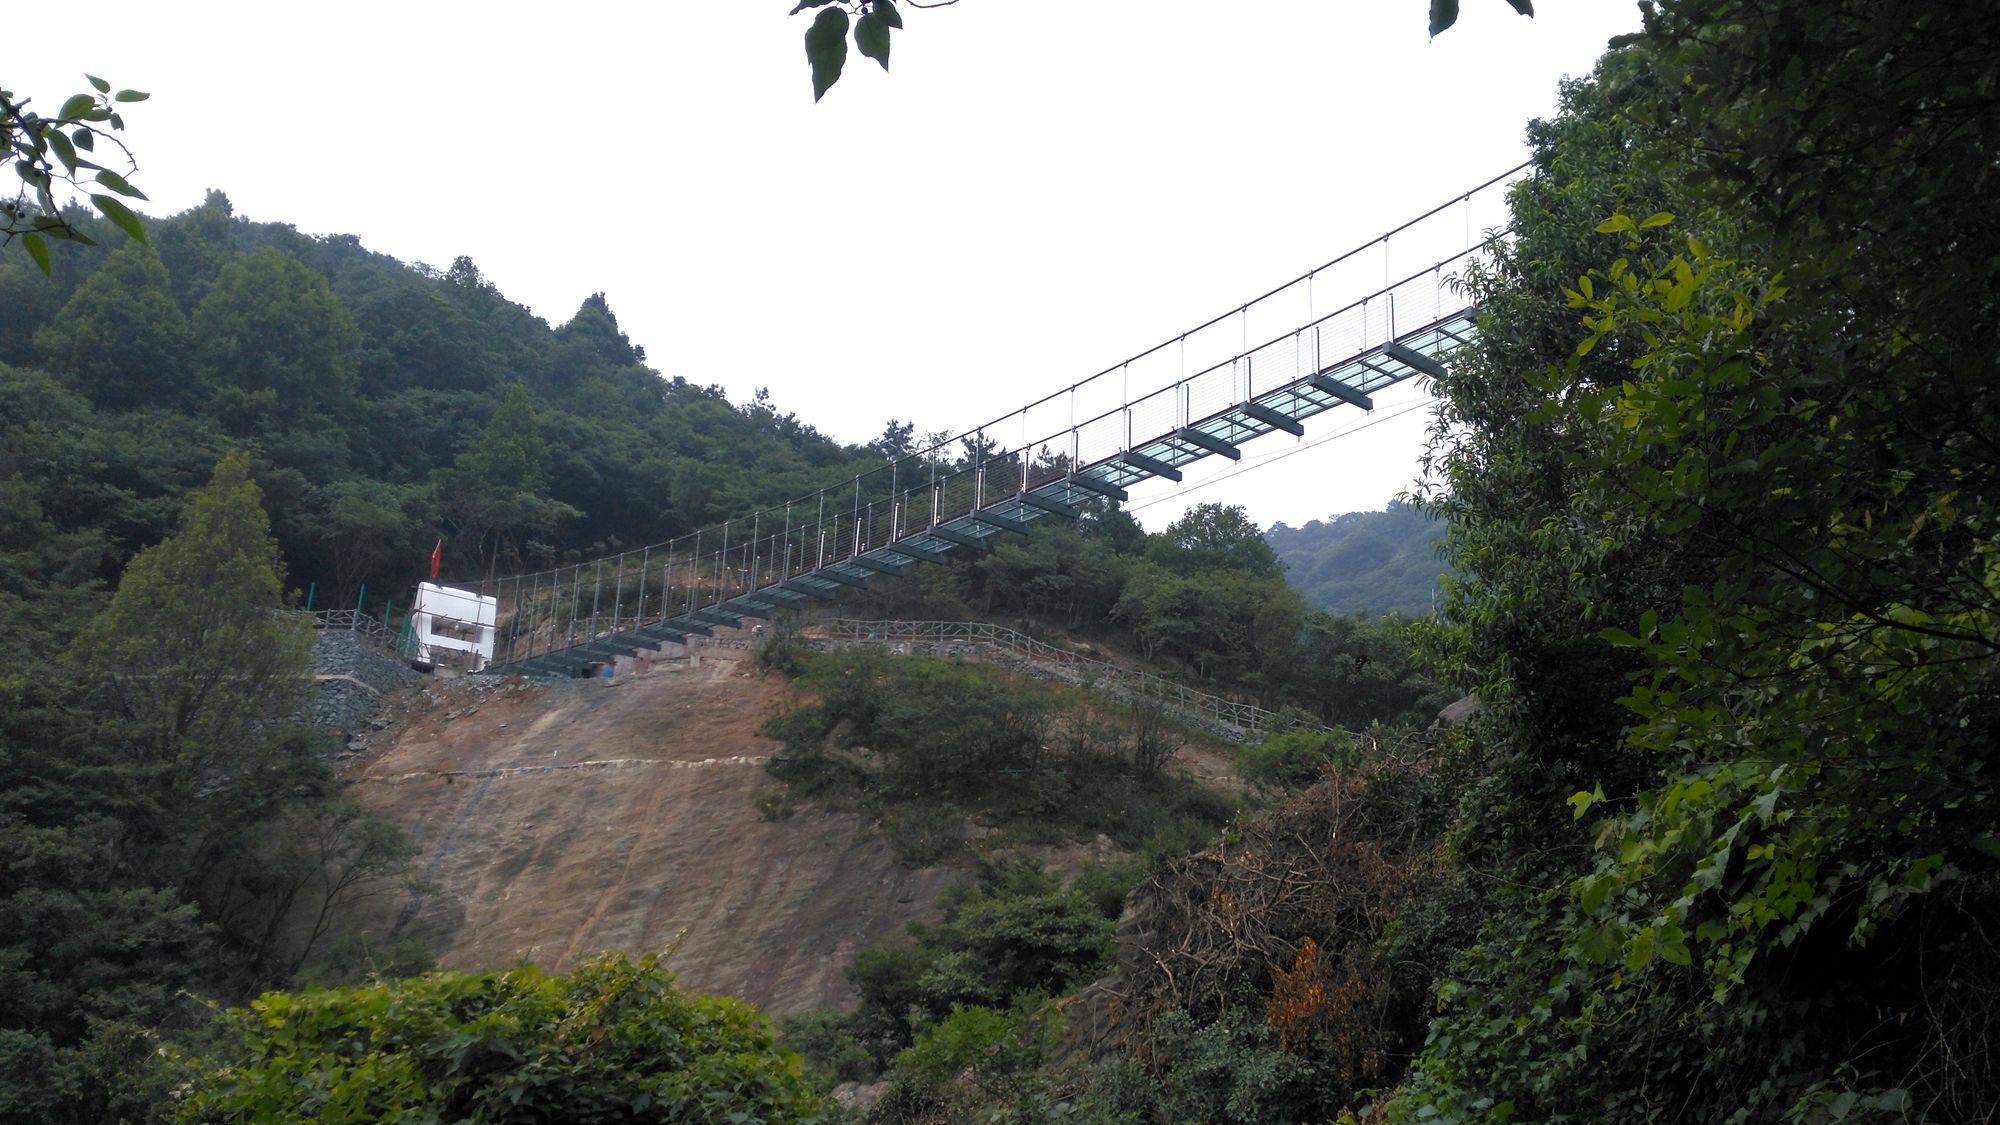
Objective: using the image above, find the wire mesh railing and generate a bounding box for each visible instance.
[469,165,1526,672]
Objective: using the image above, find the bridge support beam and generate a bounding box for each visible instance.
[1119,450,1183,482]
[1310,374,1374,411]
[1240,401,1304,436]
[1064,474,1128,502]
[972,509,1033,534]
[1382,342,1448,379]
[929,525,990,551]
[1176,427,1241,460]
[889,540,951,563]
[847,554,910,578]
[1018,491,1078,519]
[816,568,871,590]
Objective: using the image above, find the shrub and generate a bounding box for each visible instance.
[1141,1007,1326,1125]
[876,1000,1070,1125]
[754,788,796,821]
[173,953,832,1123]
[880,802,964,868]
[777,1008,877,1084]
[1115,763,1453,1115]
[751,634,814,677]
[1237,729,1357,793]
[847,863,1116,1058]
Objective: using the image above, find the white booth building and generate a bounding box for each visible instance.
[410,582,498,672]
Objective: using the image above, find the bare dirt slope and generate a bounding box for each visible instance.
[345,650,957,1015]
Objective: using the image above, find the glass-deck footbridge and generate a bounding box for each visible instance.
[467,165,1525,676]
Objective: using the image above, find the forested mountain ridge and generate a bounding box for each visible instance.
[1,192,887,629]
[1264,500,1447,617]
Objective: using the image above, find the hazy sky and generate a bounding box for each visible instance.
[19,1,1640,530]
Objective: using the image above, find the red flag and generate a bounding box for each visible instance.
[430,540,442,579]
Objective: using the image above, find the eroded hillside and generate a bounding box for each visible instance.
[342,649,959,1015]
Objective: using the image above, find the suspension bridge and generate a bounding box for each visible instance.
[462,165,1525,677]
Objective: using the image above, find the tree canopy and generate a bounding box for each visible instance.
[1396,0,2000,1117]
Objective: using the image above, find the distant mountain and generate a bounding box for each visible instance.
[1265,501,1448,618]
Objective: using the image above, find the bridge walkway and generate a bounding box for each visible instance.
[476,167,1520,678]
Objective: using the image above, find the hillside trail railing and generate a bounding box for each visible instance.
[473,164,1525,677]
[309,608,398,651]
[816,619,1314,740]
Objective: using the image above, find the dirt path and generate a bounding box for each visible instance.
[344,651,957,1015]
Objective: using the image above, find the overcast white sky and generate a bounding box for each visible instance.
[19,1,1639,530]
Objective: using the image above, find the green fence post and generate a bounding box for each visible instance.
[305,581,316,613]
[353,584,366,630]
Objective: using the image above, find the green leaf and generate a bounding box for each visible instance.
[875,0,902,29]
[21,231,51,275]
[1639,211,1675,228]
[806,7,850,101]
[46,129,77,175]
[1624,929,1655,970]
[1595,213,1637,234]
[1503,0,1534,13]
[1655,919,1691,965]
[1429,0,1460,36]
[1578,924,1621,962]
[59,93,97,120]
[1578,872,1614,913]
[87,74,111,94]
[89,193,148,243]
[115,90,150,103]
[70,127,94,152]
[855,10,891,71]
[789,0,836,11]
[94,168,148,200]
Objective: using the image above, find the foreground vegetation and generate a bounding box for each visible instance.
[6,0,1994,1119]
[780,1,2000,1120]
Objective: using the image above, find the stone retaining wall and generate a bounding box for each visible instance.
[304,629,420,738]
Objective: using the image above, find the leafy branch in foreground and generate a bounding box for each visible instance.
[792,0,904,101]
[2,74,150,272]
[791,1,1533,100]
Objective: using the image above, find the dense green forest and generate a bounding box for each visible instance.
[781,1,2000,1119]
[6,0,1997,1119]
[0,120,1430,1122]
[0,190,899,608]
[0,188,917,1119]
[1265,501,1448,617]
[855,500,1455,731]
